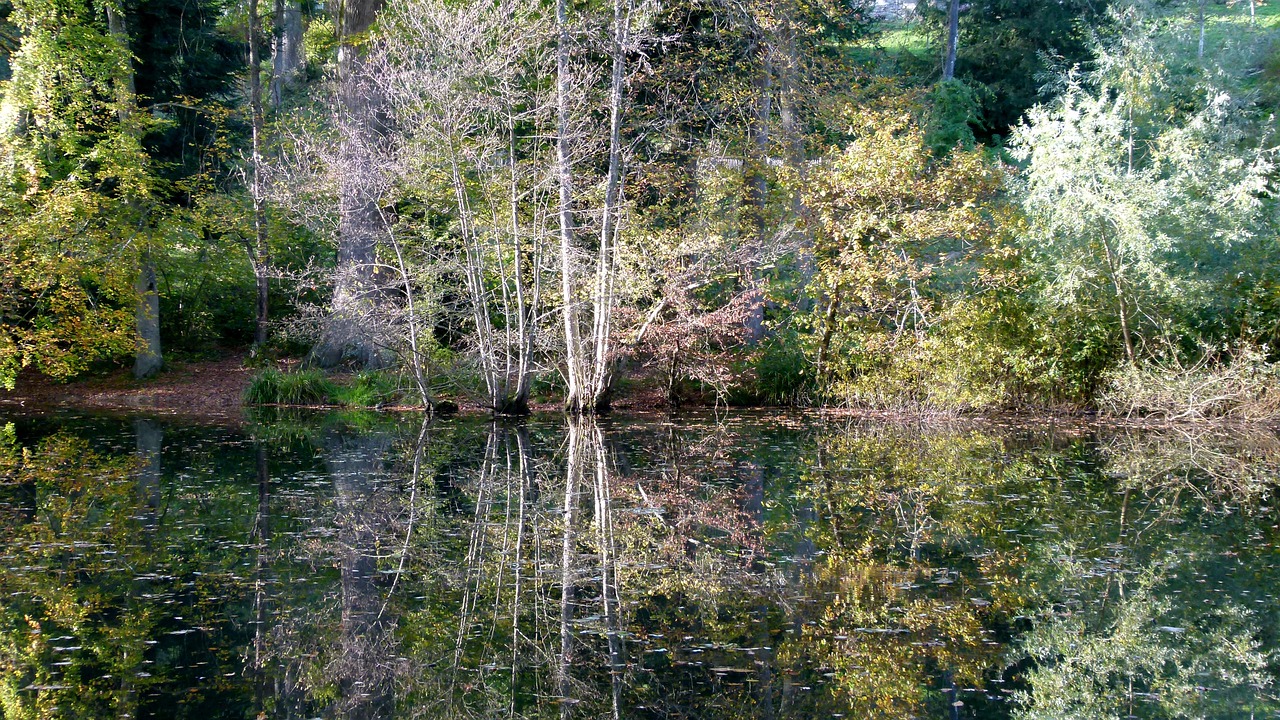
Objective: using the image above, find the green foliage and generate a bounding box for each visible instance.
[245,368,416,408]
[1015,556,1275,719]
[302,16,336,72]
[922,78,983,155]
[331,370,406,407]
[746,333,813,405]
[244,367,337,405]
[829,301,1015,412]
[949,0,1107,138]
[0,0,159,388]
[1011,16,1276,369]
[800,101,1013,410]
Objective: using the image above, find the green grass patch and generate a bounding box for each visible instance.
[330,370,406,407]
[244,368,338,406]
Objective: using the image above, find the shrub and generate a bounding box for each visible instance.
[833,331,1009,414]
[744,335,813,406]
[1099,346,1280,422]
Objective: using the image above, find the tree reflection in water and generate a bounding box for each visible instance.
[0,413,1278,718]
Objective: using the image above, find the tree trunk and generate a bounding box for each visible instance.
[588,0,631,412]
[777,8,814,302]
[557,0,584,413]
[106,5,162,379]
[311,0,389,369]
[270,0,304,107]
[1101,237,1136,365]
[743,43,772,344]
[133,260,163,378]
[943,0,960,80]
[1198,0,1206,61]
[815,290,840,384]
[249,0,270,351]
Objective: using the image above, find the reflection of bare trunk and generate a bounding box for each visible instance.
[509,426,533,714]
[558,420,585,714]
[324,429,395,719]
[590,423,623,719]
[252,443,270,715]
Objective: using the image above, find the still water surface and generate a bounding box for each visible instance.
[1,410,1278,719]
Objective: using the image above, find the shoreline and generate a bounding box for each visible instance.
[1,355,1274,433]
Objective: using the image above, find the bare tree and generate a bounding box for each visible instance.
[267,78,437,407]
[558,0,637,413]
[247,0,270,351]
[375,0,556,413]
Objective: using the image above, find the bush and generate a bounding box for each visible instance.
[244,368,337,406]
[1099,346,1280,422]
[741,335,813,405]
[833,331,1009,414]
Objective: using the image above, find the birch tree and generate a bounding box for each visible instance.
[558,0,637,413]
[247,0,270,350]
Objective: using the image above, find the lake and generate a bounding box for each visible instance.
[0,409,1277,719]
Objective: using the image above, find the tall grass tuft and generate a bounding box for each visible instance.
[244,368,337,406]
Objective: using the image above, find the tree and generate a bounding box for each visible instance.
[950,0,1106,138]
[801,102,1007,395]
[372,0,555,413]
[1011,33,1272,365]
[270,0,303,106]
[247,0,270,350]
[106,2,163,378]
[0,0,160,387]
[942,0,959,81]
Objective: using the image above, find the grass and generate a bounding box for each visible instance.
[244,368,337,406]
[330,370,406,407]
[244,368,412,408]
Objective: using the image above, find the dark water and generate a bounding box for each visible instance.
[1,409,1278,719]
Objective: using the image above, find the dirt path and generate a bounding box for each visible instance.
[0,354,254,422]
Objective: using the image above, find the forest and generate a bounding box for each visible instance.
[2,0,1279,417]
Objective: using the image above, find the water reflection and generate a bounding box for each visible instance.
[0,413,1277,718]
